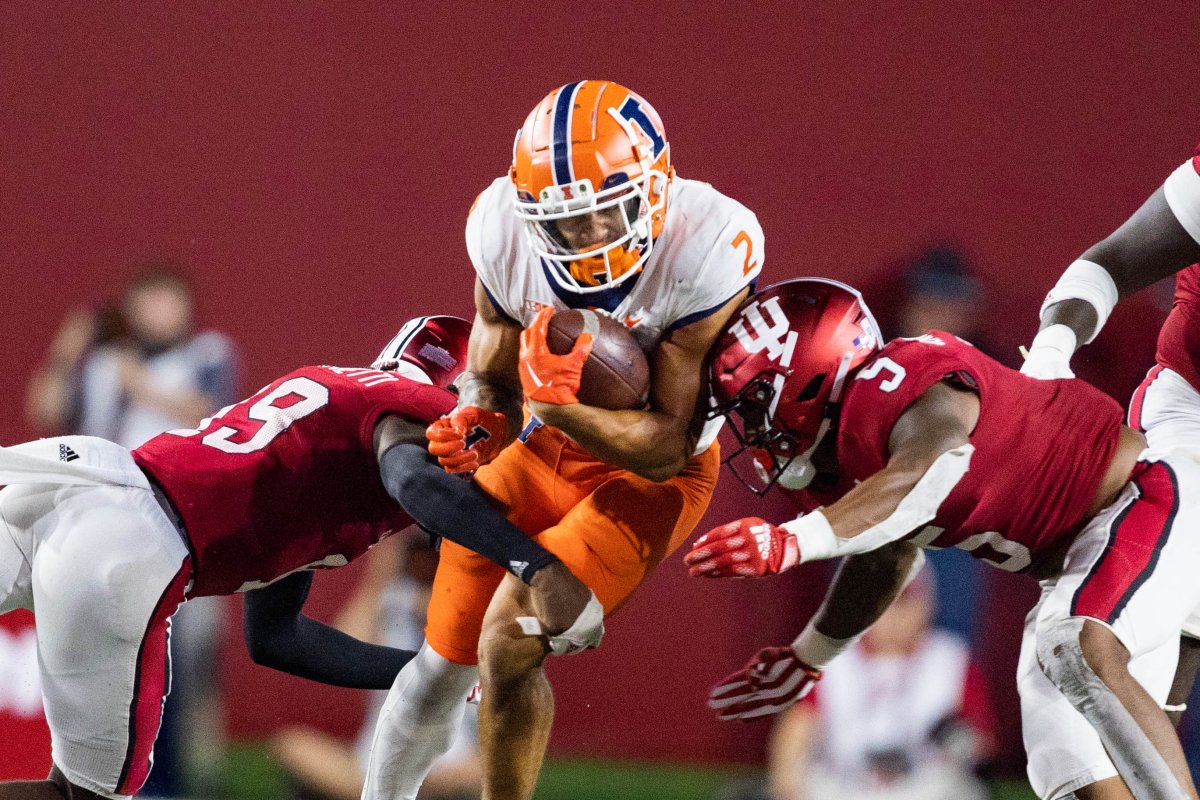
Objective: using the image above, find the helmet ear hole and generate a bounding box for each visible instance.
[797,374,826,403]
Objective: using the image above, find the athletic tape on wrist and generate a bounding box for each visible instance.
[791,624,858,670]
[1028,324,1078,358]
[1039,259,1118,344]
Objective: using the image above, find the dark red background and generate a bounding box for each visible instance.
[2,1,1198,774]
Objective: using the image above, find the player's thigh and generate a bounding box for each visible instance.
[535,446,719,613]
[32,484,190,798]
[473,439,571,534]
[1044,456,1200,660]
[0,483,55,615]
[1018,592,1119,799]
[424,539,507,666]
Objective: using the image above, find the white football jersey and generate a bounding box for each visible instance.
[466,175,764,453]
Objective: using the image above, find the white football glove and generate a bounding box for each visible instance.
[1020,324,1077,380]
[516,590,604,655]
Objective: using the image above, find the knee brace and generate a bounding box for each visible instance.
[1036,617,1189,800]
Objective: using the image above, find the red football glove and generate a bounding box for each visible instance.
[685,517,800,578]
[425,406,508,474]
[518,306,593,405]
[708,646,823,721]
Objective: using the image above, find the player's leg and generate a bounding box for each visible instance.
[1034,458,1200,800]
[0,482,190,799]
[476,578,553,800]
[475,444,720,800]
[362,442,564,800]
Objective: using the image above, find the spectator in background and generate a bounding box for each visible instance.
[765,568,995,800]
[24,260,238,797]
[271,533,482,800]
[26,261,237,445]
[867,245,994,354]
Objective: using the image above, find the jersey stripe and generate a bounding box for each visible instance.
[1070,461,1178,624]
[1128,365,1164,432]
[552,81,583,186]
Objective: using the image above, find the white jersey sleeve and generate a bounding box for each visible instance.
[1164,150,1200,245]
[465,176,527,323]
[660,189,764,330]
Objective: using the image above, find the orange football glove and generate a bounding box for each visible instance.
[519,306,593,405]
[425,406,508,474]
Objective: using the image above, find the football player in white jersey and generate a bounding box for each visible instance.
[363,81,763,800]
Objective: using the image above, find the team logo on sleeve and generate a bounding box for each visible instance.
[464,425,492,450]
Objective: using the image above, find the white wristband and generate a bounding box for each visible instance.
[791,623,858,670]
[1039,259,1118,344]
[1028,323,1077,358]
[781,510,838,563]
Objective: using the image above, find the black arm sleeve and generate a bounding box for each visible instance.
[379,442,559,583]
[242,572,414,690]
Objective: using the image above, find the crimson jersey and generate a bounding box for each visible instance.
[804,333,1124,573]
[1158,143,1200,390]
[132,365,455,597]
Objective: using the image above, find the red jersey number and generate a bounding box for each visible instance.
[172,377,331,454]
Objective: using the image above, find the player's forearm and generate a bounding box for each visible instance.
[456,370,523,443]
[810,543,921,640]
[533,401,690,481]
[379,443,560,582]
[246,615,415,689]
[781,445,972,563]
[243,573,414,689]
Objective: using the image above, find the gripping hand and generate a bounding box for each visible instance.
[708,646,823,721]
[425,406,508,473]
[518,306,593,405]
[685,517,799,578]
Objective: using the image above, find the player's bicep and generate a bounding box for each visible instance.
[467,278,522,384]
[650,286,751,423]
[886,380,979,471]
[1083,186,1200,296]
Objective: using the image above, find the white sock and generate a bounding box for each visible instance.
[361,643,478,800]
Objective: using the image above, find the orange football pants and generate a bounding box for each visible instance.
[424,422,720,665]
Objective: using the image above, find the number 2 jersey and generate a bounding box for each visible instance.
[1154,142,1200,392]
[467,174,763,453]
[132,365,455,597]
[803,333,1125,574]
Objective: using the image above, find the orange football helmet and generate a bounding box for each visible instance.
[511,81,673,294]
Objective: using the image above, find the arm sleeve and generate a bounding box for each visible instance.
[242,571,415,690]
[379,442,560,583]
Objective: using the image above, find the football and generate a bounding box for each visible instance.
[546,309,650,410]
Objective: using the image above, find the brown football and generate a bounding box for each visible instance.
[545,309,650,410]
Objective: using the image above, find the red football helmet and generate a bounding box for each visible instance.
[708,278,882,494]
[372,315,472,389]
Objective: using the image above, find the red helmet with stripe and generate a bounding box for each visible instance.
[510,80,673,294]
[708,278,882,494]
[372,315,471,389]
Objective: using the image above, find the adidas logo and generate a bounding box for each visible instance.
[508,560,529,579]
[58,444,79,463]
